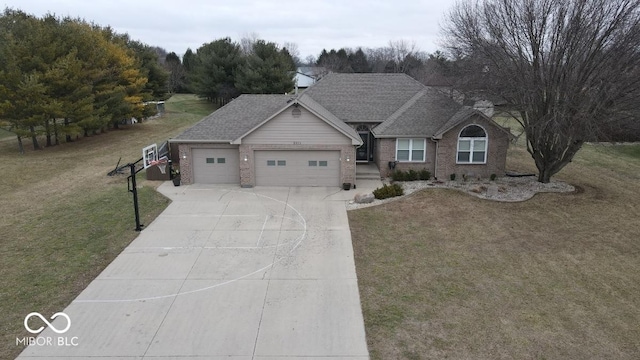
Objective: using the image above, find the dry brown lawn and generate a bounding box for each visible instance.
[349,142,640,359]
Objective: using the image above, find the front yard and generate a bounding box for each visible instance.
[349,143,640,359]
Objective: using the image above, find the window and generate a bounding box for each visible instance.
[396,138,426,162]
[309,161,317,166]
[277,160,286,166]
[206,158,215,164]
[457,125,487,164]
[217,158,226,164]
[267,160,276,166]
[319,161,328,167]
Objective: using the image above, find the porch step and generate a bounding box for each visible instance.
[356,163,383,180]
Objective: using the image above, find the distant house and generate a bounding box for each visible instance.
[171,73,512,187]
[294,66,327,90]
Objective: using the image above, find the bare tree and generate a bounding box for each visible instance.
[240,32,260,55]
[283,41,302,66]
[443,0,640,183]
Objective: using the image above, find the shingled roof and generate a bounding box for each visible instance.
[301,73,426,123]
[172,95,293,141]
[173,73,499,143]
[371,87,464,137]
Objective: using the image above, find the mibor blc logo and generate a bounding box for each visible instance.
[16,312,79,347]
[24,312,71,334]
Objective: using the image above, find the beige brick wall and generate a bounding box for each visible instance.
[239,144,356,187]
[374,138,437,177]
[435,116,510,180]
[175,143,240,185]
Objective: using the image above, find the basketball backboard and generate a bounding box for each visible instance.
[142,143,158,169]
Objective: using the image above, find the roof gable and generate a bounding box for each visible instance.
[372,87,464,137]
[233,95,362,145]
[172,95,292,142]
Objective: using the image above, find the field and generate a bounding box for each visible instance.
[0,94,215,359]
[349,139,640,359]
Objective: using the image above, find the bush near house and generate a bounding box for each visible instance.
[373,183,404,199]
[391,168,431,181]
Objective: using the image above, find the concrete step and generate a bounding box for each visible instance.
[356,174,382,180]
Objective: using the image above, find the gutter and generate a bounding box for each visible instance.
[168,139,233,144]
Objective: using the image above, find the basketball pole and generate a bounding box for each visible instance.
[128,162,144,232]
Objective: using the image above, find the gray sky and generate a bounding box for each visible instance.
[2,0,457,59]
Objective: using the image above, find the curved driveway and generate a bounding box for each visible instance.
[18,184,369,359]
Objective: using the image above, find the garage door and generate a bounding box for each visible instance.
[192,148,240,184]
[255,150,340,187]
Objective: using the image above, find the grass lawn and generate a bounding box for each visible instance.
[0,127,15,140]
[349,141,640,359]
[0,94,215,359]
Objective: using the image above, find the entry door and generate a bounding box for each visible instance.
[357,132,369,162]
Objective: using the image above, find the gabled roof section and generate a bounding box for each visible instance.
[232,93,363,145]
[172,95,292,142]
[372,87,464,137]
[302,73,425,122]
[297,94,363,145]
[432,107,515,139]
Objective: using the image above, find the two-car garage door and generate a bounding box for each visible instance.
[191,149,341,186]
[255,150,340,187]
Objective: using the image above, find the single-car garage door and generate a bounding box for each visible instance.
[255,150,340,187]
[192,148,240,184]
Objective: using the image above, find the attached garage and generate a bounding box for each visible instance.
[192,148,240,184]
[255,150,340,187]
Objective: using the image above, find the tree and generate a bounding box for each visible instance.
[165,52,186,93]
[317,48,352,72]
[443,0,640,183]
[190,38,243,103]
[126,40,169,100]
[348,48,371,73]
[235,40,296,94]
[283,41,302,66]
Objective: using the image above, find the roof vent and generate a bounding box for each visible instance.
[291,107,302,118]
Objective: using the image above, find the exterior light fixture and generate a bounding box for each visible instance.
[346,155,351,162]
[181,152,187,160]
[243,154,248,162]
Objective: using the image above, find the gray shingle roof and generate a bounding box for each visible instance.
[172,94,293,141]
[173,73,500,143]
[372,87,466,137]
[302,73,426,122]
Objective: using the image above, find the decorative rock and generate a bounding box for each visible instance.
[354,193,375,204]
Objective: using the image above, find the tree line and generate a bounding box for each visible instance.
[0,9,169,153]
[163,36,297,106]
[311,40,454,84]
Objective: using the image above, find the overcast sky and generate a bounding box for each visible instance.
[2,0,458,59]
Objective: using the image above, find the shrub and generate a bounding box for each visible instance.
[407,169,419,181]
[373,183,404,199]
[490,173,497,181]
[391,170,406,181]
[450,173,456,181]
[418,169,431,180]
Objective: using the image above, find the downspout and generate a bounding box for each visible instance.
[433,137,439,180]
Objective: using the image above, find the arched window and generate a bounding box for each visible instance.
[457,125,487,164]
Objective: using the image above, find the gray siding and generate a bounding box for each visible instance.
[243,107,351,145]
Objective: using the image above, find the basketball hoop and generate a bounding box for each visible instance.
[150,156,168,174]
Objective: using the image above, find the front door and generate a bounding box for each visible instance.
[357,132,370,162]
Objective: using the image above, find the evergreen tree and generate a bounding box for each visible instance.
[235,40,296,94]
[189,38,243,102]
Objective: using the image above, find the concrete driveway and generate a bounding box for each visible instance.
[18,184,370,359]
